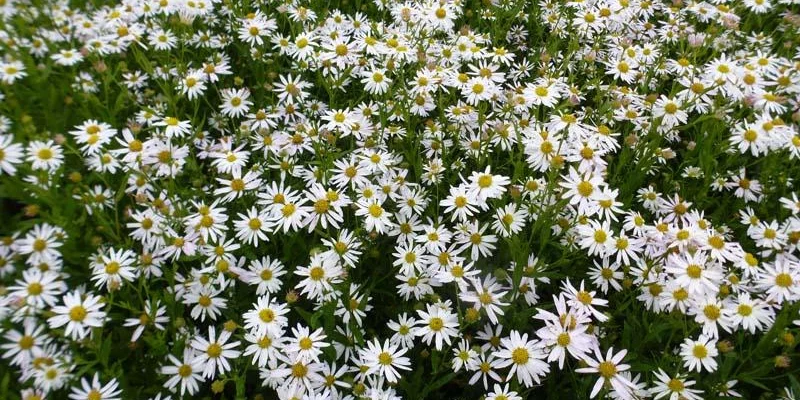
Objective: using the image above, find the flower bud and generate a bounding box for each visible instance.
[93,61,107,73]
[24,204,40,218]
[211,380,225,394]
[285,290,300,304]
[717,340,733,353]
[775,355,791,368]
[622,278,633,289]
[624,134,639,147]
[91,236,103,247]
[780,331,795,347]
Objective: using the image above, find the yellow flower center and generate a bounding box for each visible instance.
[703,304,720,320]
[206,343,222,358]
[557,333,571,347]
[309,266,325,281]
[470,233,482,245]
[577,181,593,197]
[128,139,143,152]
[428,317,444,331]
[292,362,308,378]
[692,344,707,358]
[28,282,43,295]
[593,230,607,243]
[667,378,684,392]
[598,361,617,378]
[686,264,702,279]
[178,364,193,377]
[378,351,393,365]
[708,236,724,249]
[105,261,120,274]
[33,238,47,252]
[368,204,383,217]
[37,148,53,160]
[737,304,753,316]
[259,309,274,322]
[69,305,87,322]
[18,335,34,350]
[314,199,330,214]
[512,348,530,364]
[577,291,593,305]
[474,175,495,190]
[282,203,296,217]
[775,273,792,288]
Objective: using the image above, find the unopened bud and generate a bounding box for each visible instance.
[625,134,639,147]
[717,340,733,353]
[91,236,103,247]
[94,61,107,73]
[775,355,791,368]
[24,204,40,217]
[211,380,225,394]
[285,290,300,304]
[780,331,795,347]
[622,278,633,289]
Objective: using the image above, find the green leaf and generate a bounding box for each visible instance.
[294,306,314,326]
[740,377,770,391]
[99,335,113,367]
[420,372,457,399]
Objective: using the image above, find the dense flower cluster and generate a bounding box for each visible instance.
[1,0,800,399]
